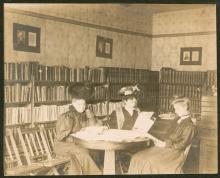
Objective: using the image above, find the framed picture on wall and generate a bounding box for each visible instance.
[96,35,113,59]
[13,23,40,53]
[180,47,202,65]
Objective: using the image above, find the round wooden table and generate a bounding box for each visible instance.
[72,130,150,175]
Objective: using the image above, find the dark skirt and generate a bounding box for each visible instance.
[128,146,185,174]
[54,141,101,175]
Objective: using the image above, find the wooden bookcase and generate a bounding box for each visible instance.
[4,62,159,126]
[158,68,205,118]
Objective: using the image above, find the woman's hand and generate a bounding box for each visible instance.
[154,140,166,147]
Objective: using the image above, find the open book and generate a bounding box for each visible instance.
[132,112,164,144]
[132,112,155,134]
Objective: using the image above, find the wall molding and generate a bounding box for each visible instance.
[5,7,152,38]
[152,31,216,38]
[5,7,216,39]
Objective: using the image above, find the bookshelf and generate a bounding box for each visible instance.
[5,62,216,126]
[158,68,206,117]
[4,62,159,126]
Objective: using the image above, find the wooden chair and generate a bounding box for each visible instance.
[37,122,57,156]
[180,118,197,174]
[16,126,56,175]
[4,128,47,175]
[17,126,70,175]
[38,124,71,174]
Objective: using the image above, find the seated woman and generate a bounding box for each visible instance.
[128,96,195,174]
[107,85,143,173]
[54,84,101,175]
[108,85,141,130]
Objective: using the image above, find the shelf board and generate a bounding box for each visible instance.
[34,100,71,106]
[35,81,70,86]
[35,80,106,86]
[159,82,203,86]
[4,80,31,85]
[87,98,108,103]
[5,122,32,127]
[159,96,201,101]
[5,102,31,107]
[108,82,158,85]
[109,98,122,102]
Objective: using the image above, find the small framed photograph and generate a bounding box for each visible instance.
[180,47,202,65]
[96,35,113,59]
[191,51,200,62]
[183,51,190,61]
[13,23,40,53]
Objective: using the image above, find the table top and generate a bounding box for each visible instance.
[72,129,151,150]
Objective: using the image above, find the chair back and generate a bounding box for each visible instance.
[183,144,192,160]
[39,124,57,157]
[4,128,23,169]
[17,127,51,165]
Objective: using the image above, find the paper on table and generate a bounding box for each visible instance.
[71,128,147,142]
[132,112,155,134]
[100,129,146,142]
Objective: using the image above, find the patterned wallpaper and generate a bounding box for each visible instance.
[4,5,217,71]
[4,10,152,69]
[151,6,216,71]
[5,4,153,34]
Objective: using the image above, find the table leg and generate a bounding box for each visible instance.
[103,150,115,175]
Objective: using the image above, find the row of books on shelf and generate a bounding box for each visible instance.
[159,98,201,114]
[139,96,158,106]
[34,86,71,102]
[92,86,108,100]
[4,62,160,84]
[160,67,206,85]
[5,85,31,103]
[5,106,32,125]
[89,68,106,83]
[32,104,69,123]
[87,101,123,117]
[5,104,70,125]
[4,62,92,82]
[159,84,202,99]
[104,67,159,84]
[5,101,125,125]
[108,83,159,100]
[206,70,217,87]
[139,85,159,98]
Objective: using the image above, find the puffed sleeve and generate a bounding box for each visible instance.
[85,109,101,126]
[165,124,195,150]
[56,113,74,141]
[108,111,118,129]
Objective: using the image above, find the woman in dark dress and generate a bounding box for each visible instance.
[108,85,141,130]
[54,85,101,175]
[107,85,142,173]
[128,97,196,174]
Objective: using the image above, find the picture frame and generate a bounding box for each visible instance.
[180,47,202,65]
[96,35,113,59]
[13,23,40,53]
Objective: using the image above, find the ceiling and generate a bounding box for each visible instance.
[5,3,214,16]
[118,3,213,14]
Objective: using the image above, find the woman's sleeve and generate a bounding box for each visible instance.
[165,124,195,150]
[56,114,74,141]
[108,111,118,129]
